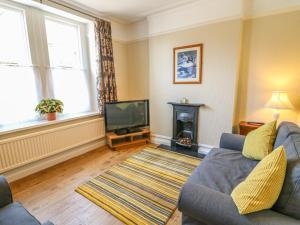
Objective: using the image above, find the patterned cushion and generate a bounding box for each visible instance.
[231,146,287,214]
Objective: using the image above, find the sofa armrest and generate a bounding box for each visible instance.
[219,133,245,151]
[0,176,13,208]
[248,210,300,225]
[178,182,252,225]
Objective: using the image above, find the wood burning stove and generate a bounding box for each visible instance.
[168,102,204,153]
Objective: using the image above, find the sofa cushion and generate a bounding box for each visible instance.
[242,121,277,160]
[274,122,300,149]
[187,148,258,194]
[273,134,300,220]
[0,202,41,225]
[182,214,208,225]
[231,146,287,214]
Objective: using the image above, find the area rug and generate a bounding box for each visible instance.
[76,146,201,225]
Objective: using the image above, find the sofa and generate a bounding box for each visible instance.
[178,122,300,225]
[0,176,54,225]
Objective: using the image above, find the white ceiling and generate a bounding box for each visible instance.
[68,0,199,23]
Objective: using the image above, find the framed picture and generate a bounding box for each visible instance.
[173,44,203,84]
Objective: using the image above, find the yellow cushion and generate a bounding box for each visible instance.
[242,121,277,160]
[231,146,287,214]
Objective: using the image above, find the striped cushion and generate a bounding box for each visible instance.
[231,146,287,214]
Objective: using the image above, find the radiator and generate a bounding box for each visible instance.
[0,118,105,173]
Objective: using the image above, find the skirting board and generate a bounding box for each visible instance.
[4,138,106,182]
[151,133,214,155]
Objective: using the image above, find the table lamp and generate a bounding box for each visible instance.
[265,91,294,120]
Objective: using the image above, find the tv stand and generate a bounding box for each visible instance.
[115,128,128,135]
[115,127,143,136]
[127,127,142,133]
[106,128,150,150]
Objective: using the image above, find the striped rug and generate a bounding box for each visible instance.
[76,146,201,225]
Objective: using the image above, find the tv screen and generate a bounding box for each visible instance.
[104,100,149,132]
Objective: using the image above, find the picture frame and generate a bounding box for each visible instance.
[173,44,203,84]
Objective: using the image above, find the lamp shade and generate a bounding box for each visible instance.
[265,91,294,110]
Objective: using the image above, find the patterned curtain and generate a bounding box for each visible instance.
[95,19,118,116]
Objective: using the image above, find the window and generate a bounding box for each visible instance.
[0,1,96,128]
[45,18,91,114]
[0,5,39,125]
[0,6,29,64]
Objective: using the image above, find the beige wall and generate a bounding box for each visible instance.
[127,40,149,100]
[113,40,149,101]
[113,10,300,146]
[235,11,300,126]
[113,40,129,100]
[149,20,243,146]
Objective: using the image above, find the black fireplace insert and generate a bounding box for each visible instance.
[168,102,204,153]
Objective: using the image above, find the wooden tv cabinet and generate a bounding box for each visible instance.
[106,128,150,150]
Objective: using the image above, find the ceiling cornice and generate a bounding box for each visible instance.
[58,0,202,24]
[40,0,300,25]
[14,0,300,42]
[58,0,130,24]
[136,0,199,18]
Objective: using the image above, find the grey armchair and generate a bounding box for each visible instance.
[0,176,54,225]
[178,122,300,225]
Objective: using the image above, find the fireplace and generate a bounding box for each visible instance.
[168,102,204,154]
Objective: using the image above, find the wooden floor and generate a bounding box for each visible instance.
[10,144,182,225]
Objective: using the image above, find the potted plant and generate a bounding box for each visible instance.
[35,99,64,121]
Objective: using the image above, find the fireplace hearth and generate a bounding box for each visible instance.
[165,102,204,157]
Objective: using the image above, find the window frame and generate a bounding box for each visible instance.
[43,13,96,112]
[0,2,32,66]
[0,2,41,125]
[0,0,98,131]
[44,15,84,69]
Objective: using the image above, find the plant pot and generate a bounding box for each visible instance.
[47,112,56,121]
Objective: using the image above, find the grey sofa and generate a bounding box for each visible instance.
[0,176,54,225]
[178,122,300,225]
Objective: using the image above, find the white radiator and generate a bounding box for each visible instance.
[0,118,105,173]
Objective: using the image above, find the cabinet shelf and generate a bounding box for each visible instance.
[106,128,150,150]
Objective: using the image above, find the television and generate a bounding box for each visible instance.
[104,100,149,134]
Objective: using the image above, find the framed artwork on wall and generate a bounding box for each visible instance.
[173,44,203,84]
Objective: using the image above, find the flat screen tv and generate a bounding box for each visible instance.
[104,100,149,134]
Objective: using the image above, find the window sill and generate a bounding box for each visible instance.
[0,112,102,136]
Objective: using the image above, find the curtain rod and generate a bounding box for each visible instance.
[40,0,105,21]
